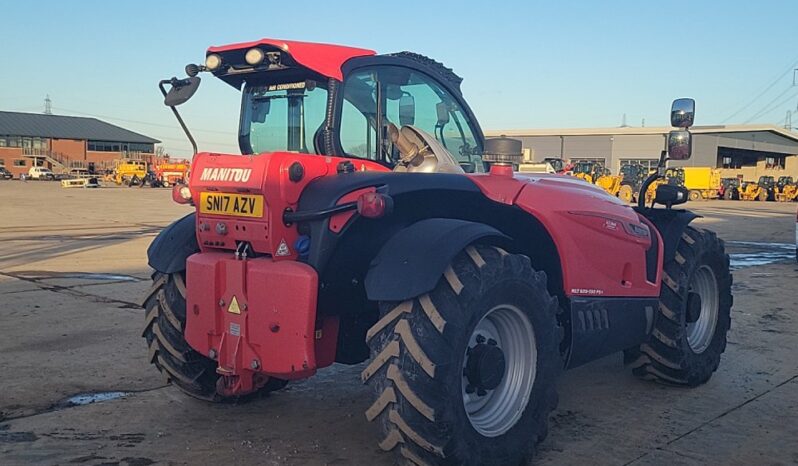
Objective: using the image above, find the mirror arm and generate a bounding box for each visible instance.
[638,149,669,210]
[159,79,198,155]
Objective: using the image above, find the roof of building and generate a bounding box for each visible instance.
[486,124,798,144]
[0,111,160,144]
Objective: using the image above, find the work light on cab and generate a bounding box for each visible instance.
[245,48,265,66]
[204,54,222,71]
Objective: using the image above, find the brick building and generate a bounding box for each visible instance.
[0,111,160,178]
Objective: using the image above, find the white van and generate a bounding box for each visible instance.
[28,166,54,180]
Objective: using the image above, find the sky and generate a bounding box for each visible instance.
[1,0,797,157]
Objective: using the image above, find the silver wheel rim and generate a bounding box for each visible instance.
[462,304,536,437]
[686,265,719,354]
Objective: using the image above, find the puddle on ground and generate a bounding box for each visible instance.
[726,241,795,270]
[64,391,129,406]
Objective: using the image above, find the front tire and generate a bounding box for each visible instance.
[626,227,732,386]
[142,272,287,401]
[363,245,562,465]
[689,190,702,202]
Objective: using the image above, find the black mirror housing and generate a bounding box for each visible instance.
[163,76,201,107]
[668,130,692,160]
[654,184,689,207]
[671,98,695,128]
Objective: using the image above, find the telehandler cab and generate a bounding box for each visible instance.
[143,39,732,466]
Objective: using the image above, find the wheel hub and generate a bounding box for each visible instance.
[461,304,537,437]
[465,338,506,394]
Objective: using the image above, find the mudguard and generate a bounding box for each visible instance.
[364,218,508,302]
[147,213,198,274]
[635,208,698,263]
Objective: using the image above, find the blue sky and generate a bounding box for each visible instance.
[2,0,797,157]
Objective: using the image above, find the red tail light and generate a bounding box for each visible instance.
[357,192,392,219]
[172,184,193,205]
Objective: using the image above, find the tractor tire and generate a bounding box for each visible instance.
[142,271,287,401]
[363,245,562,466]
[625,227,732,386]
[619,184,634,203]
[688,190,702,202]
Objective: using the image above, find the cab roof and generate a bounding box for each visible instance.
[207,38,376,81]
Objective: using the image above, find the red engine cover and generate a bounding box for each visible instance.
[469,172,663,298]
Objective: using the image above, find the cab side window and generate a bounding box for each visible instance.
[339,66,483,171]
[383,71,481,171]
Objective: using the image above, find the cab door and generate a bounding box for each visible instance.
[336,63,484,172]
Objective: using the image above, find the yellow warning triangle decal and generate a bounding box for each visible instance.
[227,296,241,314]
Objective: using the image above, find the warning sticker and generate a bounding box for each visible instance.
[227,296,241,314]
[275,239,291,257]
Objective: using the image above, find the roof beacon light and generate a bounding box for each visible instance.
[245,48,265,66]
[205,54,222,71]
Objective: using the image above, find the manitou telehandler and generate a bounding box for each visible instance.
[143,39,732,466]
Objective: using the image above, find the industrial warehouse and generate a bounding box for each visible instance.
[488,124,798,180]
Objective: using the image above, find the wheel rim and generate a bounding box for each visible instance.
[462,304,536,437]
[686,265,719,353]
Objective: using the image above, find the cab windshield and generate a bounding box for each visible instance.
[239,80,329,155]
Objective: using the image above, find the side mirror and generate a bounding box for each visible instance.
[654,184,689,208]
[670,98,695,128]
[668,130,692,160]
[163,77,201,107]
[251,99,271,124]
[436,102,450,126]
[399,93,415,126]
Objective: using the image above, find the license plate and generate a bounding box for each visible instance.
[199,192,264,218]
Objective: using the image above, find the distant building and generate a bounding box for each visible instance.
[0,111,160,178]
[487,125,798,180]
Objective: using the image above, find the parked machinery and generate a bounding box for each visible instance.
[112,159,148,186]
[739,176,776,201]
[776,176,798,202]
[618,163,647,203]
[568,162,622,196]
[665,167,721,201]
[719,177,741,200]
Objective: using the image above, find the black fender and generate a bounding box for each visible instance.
[635,208,699,263]
[147,213,199,274]
[364,218,508,302]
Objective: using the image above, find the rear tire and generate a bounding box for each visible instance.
[625,227,732,386]
[618,184,634,203]
[363,245,562,465]
[688,190,702,202]
[142,272,287,401]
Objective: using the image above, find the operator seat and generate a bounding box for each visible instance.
[388,123,464,174]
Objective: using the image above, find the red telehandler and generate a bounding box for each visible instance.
[143,38,732,465]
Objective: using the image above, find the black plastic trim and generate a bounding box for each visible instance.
[147,213,199,274]
[635,207,698,263]
[364,218,508,301]
[566,297,658,369]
